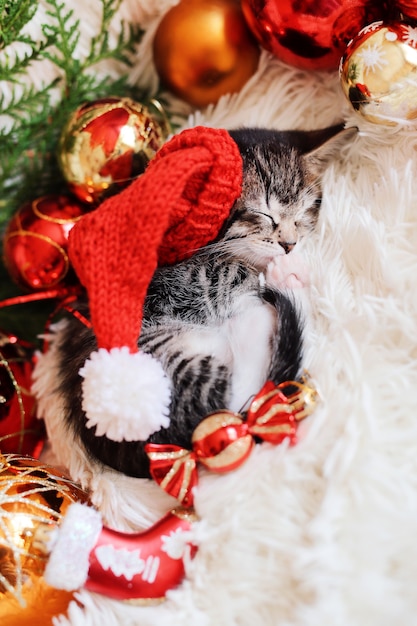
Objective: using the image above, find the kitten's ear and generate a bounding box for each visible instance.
[303,126,357,178]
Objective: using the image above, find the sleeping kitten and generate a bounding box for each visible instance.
[54,124,356,479]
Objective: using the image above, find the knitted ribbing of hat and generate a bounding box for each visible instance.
[68,126,243,353]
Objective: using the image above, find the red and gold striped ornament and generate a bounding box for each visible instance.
[146,378,317,507]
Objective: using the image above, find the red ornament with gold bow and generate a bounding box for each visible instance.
[146,378,317,507]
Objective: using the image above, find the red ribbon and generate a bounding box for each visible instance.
[0,285,91,353]
[146,378,317,507]
[0,287,74,310]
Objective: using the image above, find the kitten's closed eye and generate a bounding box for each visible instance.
[220,125,356,266]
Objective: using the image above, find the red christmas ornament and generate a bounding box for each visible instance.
[241,0,382,70]
[192,411,255,472]
[38,502,197,602]
[2,194,87,291]
[144,445,198,508]
[146,379,317,506]
[58,97,168,204]
[0,333,44,457]
[86,508,196,601]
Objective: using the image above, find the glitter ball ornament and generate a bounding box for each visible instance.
[0,332,44,458]
[241,0,381,70]
[0,453,89,607]
[153,0,260,108]
[58,97,168,204]
[2,194,87,291]
[340,21,417,125]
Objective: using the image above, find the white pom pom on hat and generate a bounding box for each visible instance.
[67,126,243,442]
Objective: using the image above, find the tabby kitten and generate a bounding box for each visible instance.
[55,124,355,478]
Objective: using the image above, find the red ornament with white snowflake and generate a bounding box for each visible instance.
[340,20,417,124]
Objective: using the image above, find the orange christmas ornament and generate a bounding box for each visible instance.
[0,453,89,610]
[153,0,260,108]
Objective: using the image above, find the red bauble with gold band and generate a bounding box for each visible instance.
[241,0,382,70]
[58,97,167,205]
[2,194,86,291]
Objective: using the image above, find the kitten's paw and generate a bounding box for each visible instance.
[266,252,310,289]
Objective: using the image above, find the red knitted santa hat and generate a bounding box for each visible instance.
[67,126,243,442]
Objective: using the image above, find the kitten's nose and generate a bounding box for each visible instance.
[280,242,296,254]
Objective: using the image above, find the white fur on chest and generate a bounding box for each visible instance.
[180,292,276,412]
[226,294,276,411]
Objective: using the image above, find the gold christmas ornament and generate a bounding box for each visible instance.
[153,0,260,108]
[0,453,89,607]
[340,21,417,125]
[58,97,169,204]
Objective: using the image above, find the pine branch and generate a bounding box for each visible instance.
[0,79,58,121]
[0,37,54,82]
[0,0,155,342]
[0,0,38,48]
[86,0,143,67]
[41,1,81,82]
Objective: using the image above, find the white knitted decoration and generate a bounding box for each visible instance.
[79,347,172,442]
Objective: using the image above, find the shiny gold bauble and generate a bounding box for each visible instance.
[340,21,417,125]
[0,453,89,608]
[153,0,260,108]
[58,97,168,204]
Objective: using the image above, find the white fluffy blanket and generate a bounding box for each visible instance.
[30,1,417,625]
